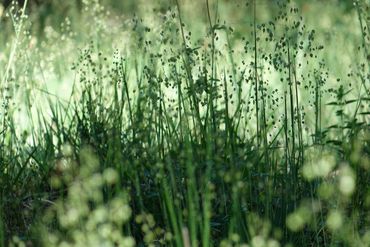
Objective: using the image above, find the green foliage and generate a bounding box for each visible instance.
[0,0,369,246]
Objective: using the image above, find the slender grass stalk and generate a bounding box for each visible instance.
[253,0,260,148]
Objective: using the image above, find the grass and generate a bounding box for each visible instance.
[0,0,369,246]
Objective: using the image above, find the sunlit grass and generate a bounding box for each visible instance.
[0,0,369,246]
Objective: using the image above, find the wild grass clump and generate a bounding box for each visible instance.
[0,0,369,246]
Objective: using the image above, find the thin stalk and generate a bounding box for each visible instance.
[287,40,297,204]
[175,0,203,137]
[253,0,260,147]
[206,0,217,137]
[162,176,184,247]
[185,137,199,247]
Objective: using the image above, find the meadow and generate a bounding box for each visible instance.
[0,0,369,246]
